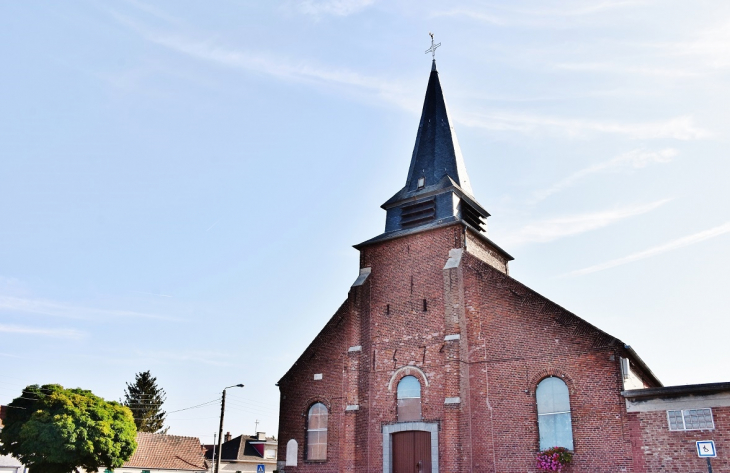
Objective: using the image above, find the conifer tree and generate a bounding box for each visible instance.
[123,370,168,433]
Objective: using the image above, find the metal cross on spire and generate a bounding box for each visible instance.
[425,32,441,60]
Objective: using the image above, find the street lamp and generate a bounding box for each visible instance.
[214,384,244,473]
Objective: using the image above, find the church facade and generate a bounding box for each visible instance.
[276,61,730,473]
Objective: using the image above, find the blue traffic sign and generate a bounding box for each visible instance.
[697,441,717,458]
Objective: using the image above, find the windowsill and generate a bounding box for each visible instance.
[304,459,328,463]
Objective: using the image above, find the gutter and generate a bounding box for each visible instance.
[623,381,730,399]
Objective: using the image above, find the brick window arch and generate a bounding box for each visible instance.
[397,375,422,422]
[306,402,328,460]
[536,377,574,451]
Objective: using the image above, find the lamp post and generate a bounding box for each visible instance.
[214,384,244,473]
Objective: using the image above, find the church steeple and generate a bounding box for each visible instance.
[403,60,473,196]
[355,57,512,264]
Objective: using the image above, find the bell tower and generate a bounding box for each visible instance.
[356,59,512,271]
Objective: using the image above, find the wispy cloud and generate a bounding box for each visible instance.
[457,111,711,140]
[433,1,653,27]
[0,295,175,321]
[123,0,184,25]
[136,350,233,366]
[432,8,506,25]
[114,13,712,140]
[533,148,677,202]
[554,62,700,78]
[295,0,377,16]
[568,222,730,275]
[113,14,416,110]
[133,291,173,298]
[502,199,671,246]
[113,10,715,142]
[645,21,730,71]
[0,324,84,339]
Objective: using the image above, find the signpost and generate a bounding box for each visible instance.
[697,440,716,473]
[256,465,265,473]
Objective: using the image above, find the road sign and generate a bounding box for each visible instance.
[697,441,717,458]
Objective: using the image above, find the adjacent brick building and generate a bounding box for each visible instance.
[276,59,729,472]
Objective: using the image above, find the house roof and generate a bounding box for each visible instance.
[204,434,276,462]
[123,432,207,471]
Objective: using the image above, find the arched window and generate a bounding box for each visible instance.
[536,377,573,451]
[306,403,328,460]
[397,375,422,422]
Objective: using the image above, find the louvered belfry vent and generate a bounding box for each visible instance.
[401,198,436,227]
[461,202,484,232]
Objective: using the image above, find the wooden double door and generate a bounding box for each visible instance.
[392,431,432,473]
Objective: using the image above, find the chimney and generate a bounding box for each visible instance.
[224,432,231,442]
[257,432,266,441]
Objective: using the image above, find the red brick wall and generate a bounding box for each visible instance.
[277,300,351,472]
[460,249,636,472]
[278,223,651,472]
[628,407,729,472]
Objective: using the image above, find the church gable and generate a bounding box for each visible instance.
[460,251,661,387]
[277,299,350,386]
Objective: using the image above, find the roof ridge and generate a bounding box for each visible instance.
[137,432,202,440]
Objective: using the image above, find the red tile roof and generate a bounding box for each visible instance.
[124,432,207,471]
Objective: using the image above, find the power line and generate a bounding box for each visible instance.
[224,397,278,409]
[224,399,278,412]
[224,395,279,408]
[225,404,274,413]
[167,398,221,414]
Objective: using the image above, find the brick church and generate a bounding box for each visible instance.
[276,59,730,472]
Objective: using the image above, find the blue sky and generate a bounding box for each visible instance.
[1,0,729,441]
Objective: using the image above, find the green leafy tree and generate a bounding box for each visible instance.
[123,371,167,433]
[0,384,137,473]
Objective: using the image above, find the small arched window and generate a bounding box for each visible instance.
[306,402,328,460]
[536,377,573,451]
[397,375,421,422]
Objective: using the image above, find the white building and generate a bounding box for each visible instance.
[0,455,24,473]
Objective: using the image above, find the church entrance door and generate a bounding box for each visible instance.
[392,430,432,473]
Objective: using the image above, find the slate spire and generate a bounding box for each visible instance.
[404,60,473,196]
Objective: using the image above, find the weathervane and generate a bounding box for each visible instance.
[425,32,441,60]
